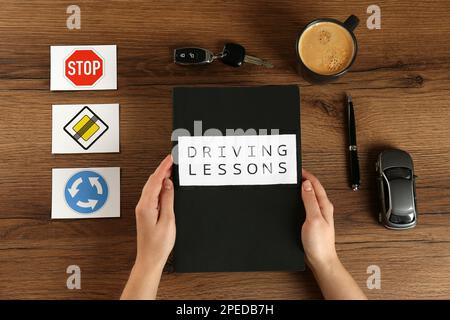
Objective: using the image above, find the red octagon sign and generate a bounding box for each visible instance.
[65,49,104,86]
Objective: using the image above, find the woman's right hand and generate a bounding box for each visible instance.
[300,168,367,300]
[301,168,339,272]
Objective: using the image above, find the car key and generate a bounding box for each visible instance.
[174,47,219,65]
[221,43,273,68]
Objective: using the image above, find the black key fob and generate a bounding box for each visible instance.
[174,47,214,65]
[221,43,246,67]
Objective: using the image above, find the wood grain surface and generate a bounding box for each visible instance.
[1,0,450,299]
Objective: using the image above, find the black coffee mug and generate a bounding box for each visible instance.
[296,15,359,84]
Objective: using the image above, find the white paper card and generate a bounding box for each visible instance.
[50,45,117,91]
[52,104,120,154]
[52,167,120,219]
[177,135,298,186]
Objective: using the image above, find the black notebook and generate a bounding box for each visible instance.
[172,85,304,272]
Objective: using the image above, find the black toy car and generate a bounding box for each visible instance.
[376,149,417,230]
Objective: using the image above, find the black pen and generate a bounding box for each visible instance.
[347,95,360,191]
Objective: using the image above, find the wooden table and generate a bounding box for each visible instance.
[1,0,449,299]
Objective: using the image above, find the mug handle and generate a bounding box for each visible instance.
[344,15,359,31]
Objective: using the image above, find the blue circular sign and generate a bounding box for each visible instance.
[64,171,108,214]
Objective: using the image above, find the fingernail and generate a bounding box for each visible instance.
[303,180,312,191]
[164,178,173,190]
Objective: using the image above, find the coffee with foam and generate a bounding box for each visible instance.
[298,21,355,75]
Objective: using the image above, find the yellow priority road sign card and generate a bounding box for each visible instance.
[52,104,120,154]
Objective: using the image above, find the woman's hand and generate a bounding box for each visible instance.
[121,154,175,300]
[301,168,338,271]
[135,154,176,270]
[300,168,367,300]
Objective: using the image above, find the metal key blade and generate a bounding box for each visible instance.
[243,55,274,68]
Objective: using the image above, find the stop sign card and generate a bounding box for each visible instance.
[50,45,117,91]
